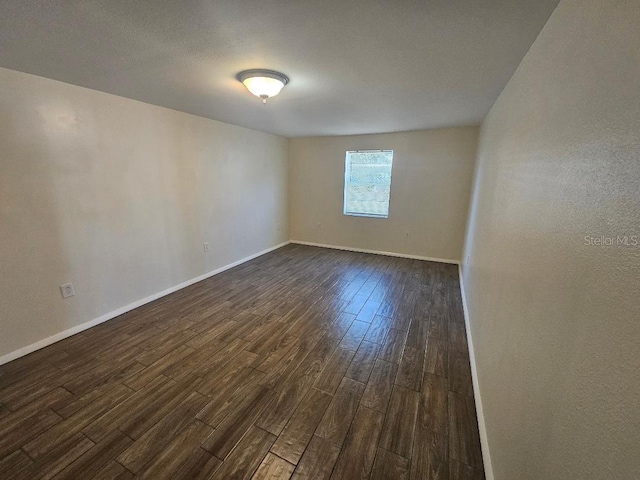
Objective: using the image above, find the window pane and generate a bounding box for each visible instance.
[344,150,393,217]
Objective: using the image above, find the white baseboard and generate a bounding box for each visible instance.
[458,267,494,480]
[0,241,291,367]
[290,240,460,265]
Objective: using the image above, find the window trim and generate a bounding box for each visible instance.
[343,149,394,219]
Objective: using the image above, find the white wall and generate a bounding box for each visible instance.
[289,128,478,262]
[0,67,289,361]
[461,1,640,479]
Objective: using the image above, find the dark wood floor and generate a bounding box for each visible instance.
[0,244,485,480]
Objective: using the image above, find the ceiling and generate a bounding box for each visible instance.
[0,0,560,137]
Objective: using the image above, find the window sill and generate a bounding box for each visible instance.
[343,212,389,219]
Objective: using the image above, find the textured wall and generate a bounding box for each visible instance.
[462,0,640,478]
[290,128,478,261]
[0,67,289,359]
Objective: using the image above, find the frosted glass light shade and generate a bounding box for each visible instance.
[243,76,285,98]
[237,70,289,103]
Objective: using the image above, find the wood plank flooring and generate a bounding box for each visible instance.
[0,244,485,479]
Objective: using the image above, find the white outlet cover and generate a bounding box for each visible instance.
[203,242,210,252]
[60,283,75,299]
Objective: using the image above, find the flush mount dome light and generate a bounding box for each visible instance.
[237,69,289,104]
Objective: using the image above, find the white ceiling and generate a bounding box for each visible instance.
[0,0,559,137]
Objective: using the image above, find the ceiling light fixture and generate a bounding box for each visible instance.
[237,69,289,104]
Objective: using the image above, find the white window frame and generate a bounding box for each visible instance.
[343,149,394,219]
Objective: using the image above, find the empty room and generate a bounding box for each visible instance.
[1,1,638,479]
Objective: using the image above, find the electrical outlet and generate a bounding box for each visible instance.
[203,242,210,252]
[466,255,470,264]
[60,283,75,299]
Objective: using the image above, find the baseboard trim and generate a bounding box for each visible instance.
[290,240,460,265]
[0,241,291,366]
[458,267,494,480]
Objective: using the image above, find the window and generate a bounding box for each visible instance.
[343,150,394,218]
